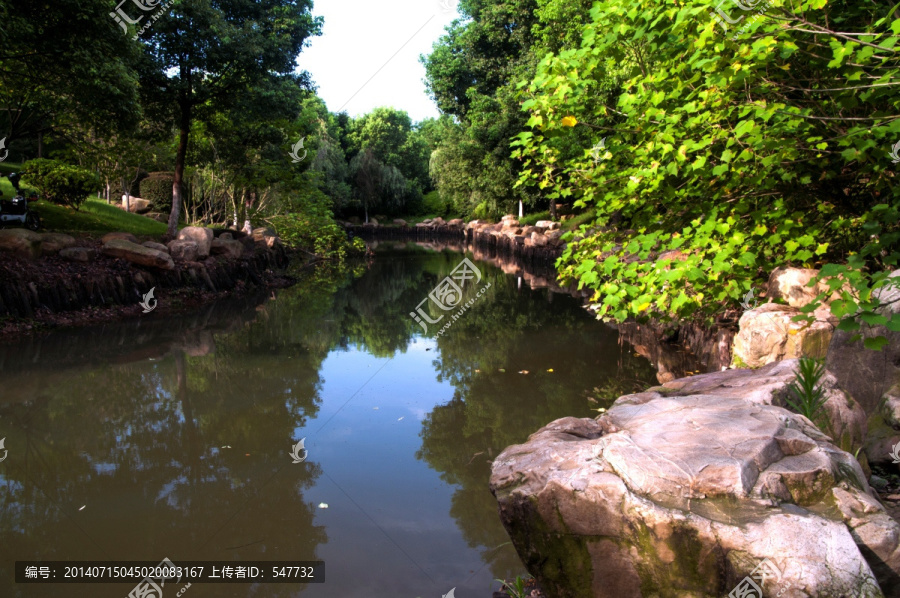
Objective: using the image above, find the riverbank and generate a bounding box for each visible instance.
[0,226,295,338]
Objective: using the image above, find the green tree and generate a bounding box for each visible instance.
[135,0,322,236]
[513,0,900,329]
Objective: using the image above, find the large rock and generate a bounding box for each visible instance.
[102,239,174,270]
[656,360,867,454]
[732,303,834,368]
[827,270,900,464]
[491,390,896,597]
[767,266,837,308]
[393,218,408,227]
[534,220,560,230]
[142,241,169,254]
[530,231,549,247]
[39,233,76,255]
[210,238,243,259]
[121,197,152,214]
[101,231,140,245]
[176,226,213,258]
[0,228,42,258]
[167,240,199,262]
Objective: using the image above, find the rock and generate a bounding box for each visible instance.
[368,218,379,226]
[656,359,867,454]
[121,197,152,214]
[0,228,42,258]
[219,232,233,241]
[39,233,76,255]
[501,214,517,222]
[530,232,549,247]
[101,231,139,245]
[141,241,169,253]
[658,249,689,262]
[176,226,213,258]
[393,219,408,226]
[447,218,464,227]
[167,240,200,262]
[870,475,889,490]
[210,238,244,259]
[534,220,560,230]
[59,247,96,263]
[491,391,893,597]
[466,219,488,230]
[767,266,838,308]
[431,217,444,226]
[102,239,174,270]
[732,303,834,368]
[415,222,430,228]
[826,270,900,463]
[145,212,168,223]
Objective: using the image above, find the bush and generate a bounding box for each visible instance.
[421,190,449,217]
[140,172,174,212]
[21,159,99,210]
[268,197,365,262]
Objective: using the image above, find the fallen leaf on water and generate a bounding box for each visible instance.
[588,397,598,403]
[519,370,529,374]
[547,368,554,372]
[79,505,86,511]
[245,453,250,456]
[318,503,328,509]
[498,368,506,373]
[398,417,404,421]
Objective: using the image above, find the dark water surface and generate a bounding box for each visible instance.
[0,245,656,598]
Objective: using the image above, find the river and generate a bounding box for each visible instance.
[0,243,658,597]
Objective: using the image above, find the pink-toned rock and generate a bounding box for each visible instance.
[167,240,200,262]
[102,239,173,270]
[39,233,76,255]
[0,229,42,258]
[176,226,213,258]
[210,238,244,259]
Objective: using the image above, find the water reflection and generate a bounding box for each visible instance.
[0,245,657,597]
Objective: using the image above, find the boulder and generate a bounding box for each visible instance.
[176,226,213,258]
[447,218,464,227]
[101,231,140,245]
[534,220,560,230]
[121,197,152,214]
[491,390,894,597]
[530,231,549,247]
[167,240,200,262]
[393,219,408,226]
[218,232,233,241]
[431,217,444,226]
[767,266,839,308]
[827,270,900,464]
[59,247,96,263]
[415,222,431,228]
[501,214,518,222]
[210,238,244,259]
[0,228,42,258]
[39,233,76,255]
[102,239,174,270]
[141,241,169,254]
[732,303,834,368]
[466,219,488,230]
[145,212,168,223]
[656,359,867,455]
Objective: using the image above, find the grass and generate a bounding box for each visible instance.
[1,177,168,238]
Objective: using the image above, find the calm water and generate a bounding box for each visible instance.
[0,245,656,598]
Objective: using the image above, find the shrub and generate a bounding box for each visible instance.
[140,172,174,212]
[21,159,99,210]
[269,208,365,262]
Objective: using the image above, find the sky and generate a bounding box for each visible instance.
[297,0,460,123]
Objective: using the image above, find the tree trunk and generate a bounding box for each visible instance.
[168,98,192,237]
[549,198,557,221]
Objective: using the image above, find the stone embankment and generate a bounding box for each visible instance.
[0,226,288,320]
[347,214,567,269]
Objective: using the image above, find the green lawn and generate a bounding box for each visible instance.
[1,176,167,238]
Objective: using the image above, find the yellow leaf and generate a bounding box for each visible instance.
[561,116,577,127]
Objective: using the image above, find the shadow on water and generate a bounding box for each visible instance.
[0,245,658,597]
